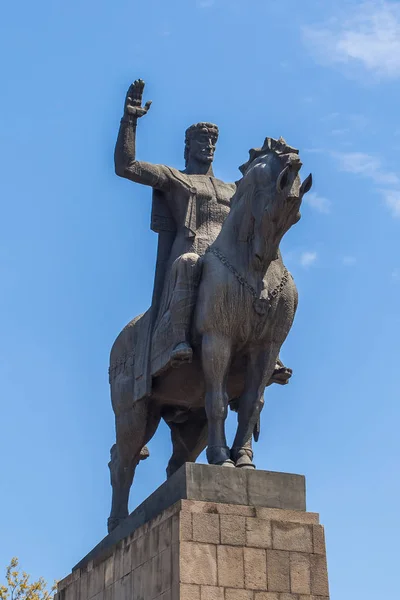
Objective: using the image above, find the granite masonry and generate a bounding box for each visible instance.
[57,466,329,600]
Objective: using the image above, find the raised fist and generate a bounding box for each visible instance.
[124,79,152,119]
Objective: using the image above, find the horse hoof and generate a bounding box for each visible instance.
[207,445,232,466]
[235,454,256,469]
[220,459,235,468]
[231,447,255,469]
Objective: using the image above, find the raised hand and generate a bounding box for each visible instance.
[124,79,152,120]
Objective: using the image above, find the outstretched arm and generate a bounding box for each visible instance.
[114,80,170,190]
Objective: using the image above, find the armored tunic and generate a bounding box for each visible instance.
[129,161,236,400]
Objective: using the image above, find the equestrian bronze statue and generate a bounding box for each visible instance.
[108,80,312,532]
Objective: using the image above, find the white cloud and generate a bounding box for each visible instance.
[330,128,350,136]
[383,190,400,217]
[342,256,357,266]
[333,151,399,185]
[391,268,400,280]
[303,1,400,79]
[333,152,400,218]
[197,0,214,7]
[304,192,331,214]
[300,252,317,267]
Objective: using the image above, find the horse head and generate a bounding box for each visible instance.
[236,137,312,271]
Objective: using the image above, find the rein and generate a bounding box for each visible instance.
[206,246,290,316]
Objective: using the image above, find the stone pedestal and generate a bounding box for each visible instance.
[57,464,329,600]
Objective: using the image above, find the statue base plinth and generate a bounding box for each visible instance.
[57,464,330,600]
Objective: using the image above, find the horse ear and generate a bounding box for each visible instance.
[276,165,290,194]
[300,173,313,195]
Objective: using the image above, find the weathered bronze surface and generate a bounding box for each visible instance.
[108,80,312,533]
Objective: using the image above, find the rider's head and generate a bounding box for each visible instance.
[184,122,219,167]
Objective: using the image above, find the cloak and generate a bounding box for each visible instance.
[132,169,198,402]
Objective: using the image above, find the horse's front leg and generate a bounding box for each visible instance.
[231,344,279,468]
[202,332,234,467]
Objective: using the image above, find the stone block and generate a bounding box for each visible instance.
[244,547,267,590]
[183,500,255,518]
[149,524,161,559]
[132,560,151,600]
[225,590,254,600]
[266,550,290,593]
[64,580,79,600]
[104,556,114,588]
[200,585,225,600]
[193,513,220,544]
[246,518,272,549]
[181,584,201,600]
[131,533,150,571]
[178,511,193,541]
[217,545,244,588]
[60,468,329,600]
[310,554,329,597]
[312,525,326,555]
[171,542,180,593]
[290,552,311,595]
[113,572,131,600]
[79,572,88,600]
[114,542,132,581]
[272,522,313,553]
[185,464,248,506]
[255,508,319,525]
[148,548,171,598]
[180,542,217,586]
[220,515,246,546]
[247,471,305,511]
[104,584,113,600]
[88,562,104,598]
[75,466,306,572]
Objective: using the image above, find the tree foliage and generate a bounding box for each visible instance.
[0,559,56,600]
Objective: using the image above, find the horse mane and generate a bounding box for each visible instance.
[239,136,299,176]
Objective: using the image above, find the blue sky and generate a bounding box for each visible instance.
[0,1,399,598]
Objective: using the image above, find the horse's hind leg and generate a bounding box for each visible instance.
[202,333,234,466]
[108,396,160,533]
[165,408,208,478]
[231,346,278,468]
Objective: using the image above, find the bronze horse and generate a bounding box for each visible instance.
[108,139,312,532]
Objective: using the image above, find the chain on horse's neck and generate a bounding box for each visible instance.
[206,246,289,310]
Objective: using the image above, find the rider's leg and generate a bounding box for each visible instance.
[169,252,201,365]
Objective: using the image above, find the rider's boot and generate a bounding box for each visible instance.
[169,253,201,368]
